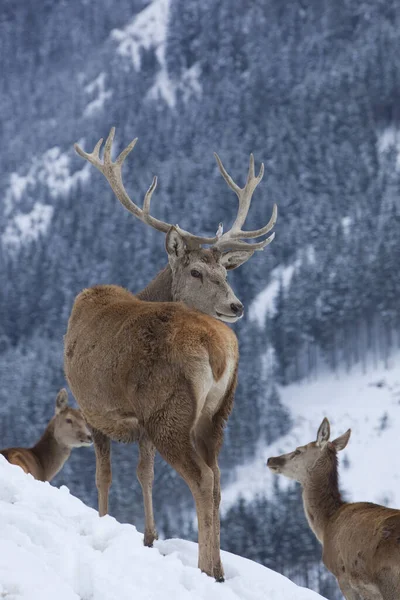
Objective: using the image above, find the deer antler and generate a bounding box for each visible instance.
[212,153,277,252]
[74,127,220,246]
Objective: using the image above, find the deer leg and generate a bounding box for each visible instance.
[352,582,383,600]
[137,435,158,547]
[375,568,400,600]
[148,398,215,577]
[195,416,225,581]
[91,427,112,517]
[337,578,361,600]
[169,444,214,577]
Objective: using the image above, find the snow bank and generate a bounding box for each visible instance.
[223,356,400,510]
[0,456,324,599]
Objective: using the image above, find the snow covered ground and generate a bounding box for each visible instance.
[0,456,324,599]
[223,356,400,511]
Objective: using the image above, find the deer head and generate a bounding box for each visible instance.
[53,389,93,448]
[74,128,277,322]
[267,418,351,484]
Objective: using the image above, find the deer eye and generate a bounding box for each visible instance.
[191,270,202,278]
[66,418,73,424]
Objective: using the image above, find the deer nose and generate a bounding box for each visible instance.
[230,302,244,317]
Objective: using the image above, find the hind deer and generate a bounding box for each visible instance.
[65,127,277,580]
[0,389,92,482]
[267,418,400,600]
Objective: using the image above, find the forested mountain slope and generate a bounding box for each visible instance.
[1,1,400,597]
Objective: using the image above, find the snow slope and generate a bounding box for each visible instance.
[223,357,400,511]
[0,456,324,599]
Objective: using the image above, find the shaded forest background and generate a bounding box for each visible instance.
[1,1,400,597]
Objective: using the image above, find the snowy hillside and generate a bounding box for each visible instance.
[0,457,323,600]
[223,357,400,511]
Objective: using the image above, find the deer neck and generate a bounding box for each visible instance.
[302,450,344,543]
[136,264,174,302]
[31,421,71,482]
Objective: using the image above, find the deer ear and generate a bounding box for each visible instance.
[219,250,254,270]
[166,226,187,262]
[55,388,69,414]
[332,429,351,452]
[316,418,330,446]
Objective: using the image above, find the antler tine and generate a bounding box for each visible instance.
[213,152,277,252]
[74,128,220,245]
[74,137,104,168]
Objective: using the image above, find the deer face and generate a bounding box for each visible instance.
[267,442,324,483]
[267,418,351,484]
[166,229,247,322]
[53,389,93,448]
[74,129,277,321]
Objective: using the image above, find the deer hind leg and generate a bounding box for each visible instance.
[137,434,158,547]
[376,569,400,600]
[352,581,383,600]
[194,415,225,581]
[337,578,361,600]
[148,390,215,577]
[91,427,112,517]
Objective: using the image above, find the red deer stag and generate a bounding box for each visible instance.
[268,418,400,600]
[65,127,277,580]
[0,389,92,482]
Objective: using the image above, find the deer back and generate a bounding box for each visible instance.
[1,447,45,480]
[64,284,238,438]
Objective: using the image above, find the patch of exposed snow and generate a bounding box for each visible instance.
[0,457,324,599]
[222,354,400,512]
[111,0,170,71]
[111,0,201,107]
[83,73,113,117]
[377,126,400,168]
[147,68,176,107]
[250,248,316,328]
[147,63,202,107]
[3,203,54,246]
[250,263,297,327]
[3,147,90,247]
[341,216,352,236]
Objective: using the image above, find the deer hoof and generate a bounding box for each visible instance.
[143,529,158,547]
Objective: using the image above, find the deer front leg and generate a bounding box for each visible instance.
[137,435,158,547]
[91,427,112,517]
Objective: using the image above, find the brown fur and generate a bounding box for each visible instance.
[0,389,92,482]
[268,420,400,600]
[65,282,239,580]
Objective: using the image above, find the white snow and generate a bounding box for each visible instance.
[3,147,90,248]
[341,216,352,236]
[111,0,201,107]
[111,0,170,71]
[84,73,112,117]
[3,203,54,246]
[222,355,400,511]
[249,263,297,327]
[377,126,400,168]
[249,247,315,328]
[0,456,324,599]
